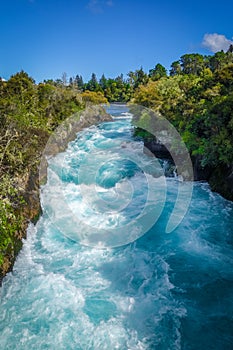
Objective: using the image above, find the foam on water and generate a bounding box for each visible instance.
[0,105,233,349]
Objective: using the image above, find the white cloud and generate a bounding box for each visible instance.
[202,33,233,53]
[87,0,114,13]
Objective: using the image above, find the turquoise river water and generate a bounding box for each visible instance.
[0,105,233,349]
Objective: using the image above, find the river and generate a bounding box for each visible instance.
[0,104,233,349]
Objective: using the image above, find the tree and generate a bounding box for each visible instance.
[6,71,35,96]
[170,61,182,76]
[132,80,161,108]
[99,74,108,90]
[227,44,233,53]
[115,73,124,84]
[180,54,205,75]
[127,67,148,89]
[81,90,108,104]
[149,63,167,80]
[86,73,100,91]
[74,75,84,90]
[209,51,227,71]
[214,64,233,90]
[3,71,37,118]
[69,77,74,87]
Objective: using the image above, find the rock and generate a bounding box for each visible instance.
[192,155,213,181]
[142,140,233,201]
[144,140,173,160]
[208,164,233,201]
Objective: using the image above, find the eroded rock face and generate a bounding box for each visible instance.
[208,164,233,201]
[226,166,233,190]
[144,140,173,160]
[191,155,213,182]
[142,140,233,202]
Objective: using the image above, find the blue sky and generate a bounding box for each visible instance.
[1,0,233,82]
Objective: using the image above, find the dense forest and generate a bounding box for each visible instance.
[1,46,233,280]
[131,48,233,201]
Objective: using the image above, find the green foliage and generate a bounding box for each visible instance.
[170,61,182,76]
[0,71,84,275]
[75,75,84,90]
[68,73,133,102]
[149,63,167,81]
[132,48,233,171]
[132,81,161,108]
[169,49,233,77]
[81,90,108,104]
[0,175,24,268]
[180,54,205,75]
[86,73,99,92]
[127,67,149,90]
